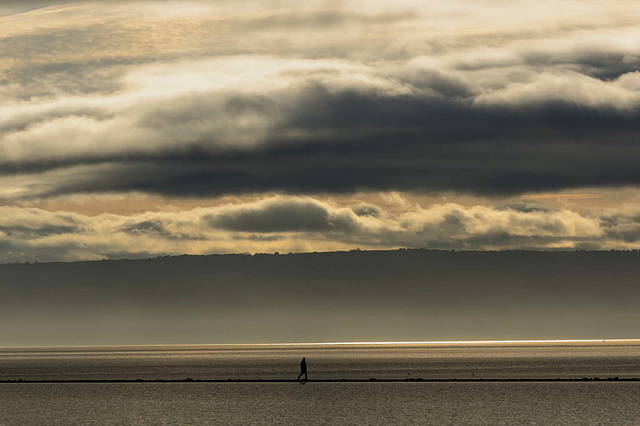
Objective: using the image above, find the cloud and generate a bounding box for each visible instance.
[600,208,640,243]
[205,197,359,233]
[0,1,639,200]
[352,203,382,218]
[4,194,640,263]
[0,1,68,17]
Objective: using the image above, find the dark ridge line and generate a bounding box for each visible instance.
[5,247,640,267]
[1,378,638,384]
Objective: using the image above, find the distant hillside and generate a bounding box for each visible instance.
[1,250,638,345]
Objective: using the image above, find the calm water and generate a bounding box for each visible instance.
[2,342,640,424]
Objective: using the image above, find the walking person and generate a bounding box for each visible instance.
[298,357,308,381]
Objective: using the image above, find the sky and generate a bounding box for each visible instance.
[2,0,640,263]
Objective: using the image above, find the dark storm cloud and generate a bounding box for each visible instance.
[23,89,639,199]
[205,198,358,233]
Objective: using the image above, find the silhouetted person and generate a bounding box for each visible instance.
[298,357,307,381]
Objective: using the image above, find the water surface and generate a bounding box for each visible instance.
[2,342,640,425]
[1,341,639,381]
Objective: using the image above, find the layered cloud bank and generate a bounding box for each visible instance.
[1,0,640,198]
[1,1,640,260]
[4,194,640,263]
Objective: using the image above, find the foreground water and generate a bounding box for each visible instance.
[1,341,640,424]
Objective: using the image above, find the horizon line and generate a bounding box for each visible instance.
[2,338,640,350]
